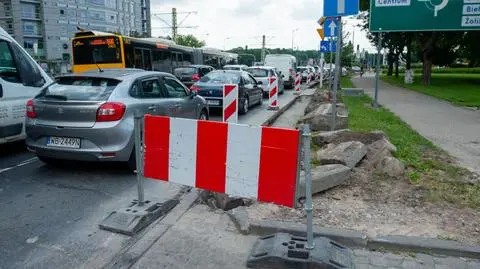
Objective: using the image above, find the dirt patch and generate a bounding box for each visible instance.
[247,166,480,246]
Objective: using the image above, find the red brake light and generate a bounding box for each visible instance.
[26,99,36,118]
[190,85,201,92]
[96,102,126,122]
[192,73,200,81]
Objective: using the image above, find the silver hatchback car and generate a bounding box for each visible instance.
[26,69,208,170]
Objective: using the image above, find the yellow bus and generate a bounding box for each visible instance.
[71,30,238,73]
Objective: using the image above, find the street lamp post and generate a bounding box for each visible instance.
[291,28,299,52]
[223,37,231,50]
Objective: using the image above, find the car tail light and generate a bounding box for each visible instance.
[26,99,36,118]
[96,102,126,122]
[192,73,200,81]
[190,85,201,92]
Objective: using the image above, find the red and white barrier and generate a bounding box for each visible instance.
[268,77,279,110]
[223,84,238,123]
[306,72,312,85]
[294,72,301,94]
[143,115,300,207]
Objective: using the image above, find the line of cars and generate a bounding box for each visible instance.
[1,27,295,171]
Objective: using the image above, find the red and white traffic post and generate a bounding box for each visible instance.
[294,72,301,95]
[222,84,238,123]
[268,76,279,110]
[306,72,312,85]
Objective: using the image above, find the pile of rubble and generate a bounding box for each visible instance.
[296,129,405,198]
[295,88,405,197]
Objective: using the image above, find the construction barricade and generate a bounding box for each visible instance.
[119,115,355,268]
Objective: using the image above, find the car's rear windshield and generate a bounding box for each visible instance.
[38,77,120,101]
[200,72,240,84]
[223,66,240,71]
[297,68,307,72]
[174,67,196,76]
[246,68,269,77]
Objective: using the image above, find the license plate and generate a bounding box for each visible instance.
[207,100,220,106]
[46,136,81,149]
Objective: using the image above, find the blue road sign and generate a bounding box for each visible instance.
[324,0,359,17]
[320,40,336,53]
[324,18,339,37]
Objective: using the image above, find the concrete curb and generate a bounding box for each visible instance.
[261,95,300,126]
[228,207,480,259]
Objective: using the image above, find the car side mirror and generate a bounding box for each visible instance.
[257,81,263,85]
[190,90,197,98]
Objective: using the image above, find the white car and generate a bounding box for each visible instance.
[264,54,297,89]
[0,27,53,145]
[223,65,248,71]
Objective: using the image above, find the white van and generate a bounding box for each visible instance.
[264,54,297,89]
[0,27,52,145]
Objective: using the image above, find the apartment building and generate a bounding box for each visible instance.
[0,0,151,70]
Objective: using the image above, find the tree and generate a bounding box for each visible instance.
[341,41,355,67]
[360,1,462,85]
[175,34,205,48]
[415,31,462,84]
[459,31,480,67]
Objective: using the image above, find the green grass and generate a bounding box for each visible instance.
[342,77,480,208]
[384,67,480,74]
[382,74,480,107]
[340,76,355,88]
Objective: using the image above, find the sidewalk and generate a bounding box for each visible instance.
[128,204,480,269]
[352,74,480,174]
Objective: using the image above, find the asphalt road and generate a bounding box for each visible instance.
[0,86,301,269]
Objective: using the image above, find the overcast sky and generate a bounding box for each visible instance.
[150,0,376,53]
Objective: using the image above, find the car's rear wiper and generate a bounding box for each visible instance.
[42,94,68,101]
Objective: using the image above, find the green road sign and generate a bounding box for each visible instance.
[370,0,480,32]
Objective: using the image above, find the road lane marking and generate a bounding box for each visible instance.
[0,157,38,174]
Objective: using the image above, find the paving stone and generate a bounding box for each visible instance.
[402,259,434,269]
[467,261,480,269]
[354,263,370,269]
[354,249,373,257]
[415,254,435,266]
[296,164,351,197]
[434,256,468,268]
[353,255,370,264]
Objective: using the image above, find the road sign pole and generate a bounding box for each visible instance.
[331,17,342,131]
[134,111,145,206]
[329,38,334,90]
[374,32,383,108]
[320,53,324,88]
[302,124,314,250]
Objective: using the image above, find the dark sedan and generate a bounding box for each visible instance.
[174,65,215,88]
[190,70,263,114]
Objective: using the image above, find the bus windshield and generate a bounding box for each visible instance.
[72,36,122,65]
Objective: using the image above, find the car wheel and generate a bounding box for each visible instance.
[199,109,208,120]
[240,97,249,114]
[127,151,136,172]
[37,155,57,165]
